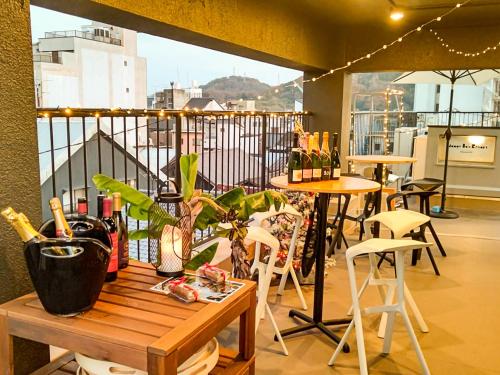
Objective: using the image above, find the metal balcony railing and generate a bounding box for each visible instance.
[351,110,500,156]
[36,108,311,261]
[43,30,122,46]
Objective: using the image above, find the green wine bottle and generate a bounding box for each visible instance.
[331,132,341,180]
[320,131,331,180]
[302,133,312,183]
[311,132,322,182]
[288,133,303,184]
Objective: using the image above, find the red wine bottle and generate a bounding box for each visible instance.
[112,192,129,269]
[102,197,118,282]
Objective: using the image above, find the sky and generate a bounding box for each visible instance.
[30,5,302,94]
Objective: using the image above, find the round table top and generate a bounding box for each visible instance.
[270,175,381,194]
[346,155,416,164]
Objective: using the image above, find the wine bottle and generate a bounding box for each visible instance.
[70,197,94,233]
[311,132,322,182]
[49,197,73,239]
[288,133,303,184]
[112,192,129,269]
[97,194,105,218]
[1,207,46,243]
[331,132,341,180]
[102,197,118,282]
[320,131,331,180]
[301,133,312,183]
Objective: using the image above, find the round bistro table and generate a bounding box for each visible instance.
[270,175,380,352]
[345,155,416,215]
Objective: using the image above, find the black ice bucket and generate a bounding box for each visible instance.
[25,217,112,316]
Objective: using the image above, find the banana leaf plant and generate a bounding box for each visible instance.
[93,153,287,278]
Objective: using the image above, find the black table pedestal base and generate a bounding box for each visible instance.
[274,309,351,353]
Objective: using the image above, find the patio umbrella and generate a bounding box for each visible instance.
[393,69,500,219]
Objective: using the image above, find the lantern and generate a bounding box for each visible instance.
[148,190,191,277]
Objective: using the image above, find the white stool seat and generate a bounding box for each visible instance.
[365,209,429,239]
[328,238,432,375]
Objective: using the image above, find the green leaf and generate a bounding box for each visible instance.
[193,188,246,231]
[184,242,219,270]
[128,229,149,240]
[236,190,287,220]
[92,174,154,221]
[179,153,199,201]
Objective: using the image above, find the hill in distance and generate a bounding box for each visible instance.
[200,73,414,112]
[201,75,302,111]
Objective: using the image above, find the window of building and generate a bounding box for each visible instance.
[124,60,128,67]
[126,88,130,93]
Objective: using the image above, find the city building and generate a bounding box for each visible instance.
[151,82,203,109]
[33,21,147,109]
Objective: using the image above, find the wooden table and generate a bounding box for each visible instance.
[270,176,380,352]
[346,155,416,215]
[0,261,256,375]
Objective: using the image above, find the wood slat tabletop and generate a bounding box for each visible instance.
[0,260,256,374]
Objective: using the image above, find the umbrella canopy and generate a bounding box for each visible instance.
[393,69,500,85]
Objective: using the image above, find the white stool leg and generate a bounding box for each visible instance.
[401,308,431,375]
[395,251,430,375]
[378,285,395,338]
[289,266,307,310]
[277,267,288,296]
[404,283,429,333]
[265,302,288,356]
[328,320,354,366]
[347,275,370,316]
[382,311,396,354]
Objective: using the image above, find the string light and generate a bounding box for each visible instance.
[429,28,500,57]
[300,1,470,85]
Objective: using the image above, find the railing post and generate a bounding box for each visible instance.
[174,114,182,190]
[481,112,484,127]
[260,114,268,191]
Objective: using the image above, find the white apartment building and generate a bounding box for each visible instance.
[33,22,147,109]
[413,78,500,113]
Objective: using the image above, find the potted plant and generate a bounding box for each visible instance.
[93,153,286,279]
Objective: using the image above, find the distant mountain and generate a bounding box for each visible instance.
[201,75,302,111]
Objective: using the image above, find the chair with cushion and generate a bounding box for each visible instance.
[328,237,431,375]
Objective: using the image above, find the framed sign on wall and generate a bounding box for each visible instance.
[438,135,497,164]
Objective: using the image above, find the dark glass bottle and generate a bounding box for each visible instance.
[288,133,303,184]
[311,132,322,182]
[102,197,118,282]
[331,132,341,180]
[113,192,129,269]
[320,131,331,180]
[301,133,312,183]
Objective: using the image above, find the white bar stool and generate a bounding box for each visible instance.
[250,204,308,311]
[328,238,432,375]
[246,226,289,355]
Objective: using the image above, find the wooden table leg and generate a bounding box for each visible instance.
[239,288,256,373]
[0,311,14,375]
[148,350,178,375]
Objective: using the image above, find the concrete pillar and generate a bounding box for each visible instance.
[0,0,50,371]
[303,71,352,171]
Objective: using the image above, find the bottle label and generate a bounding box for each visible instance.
[313,169,322,178]
[303,169,312,179]
[292,169,302,182]
[108,232,119,273]
[333,168,341,178]
[322,167,331,179]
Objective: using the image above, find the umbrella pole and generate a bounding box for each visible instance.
[431,78,459,219]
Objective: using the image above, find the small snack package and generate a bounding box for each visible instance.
[197,263,227,284]
[167,277,199,303]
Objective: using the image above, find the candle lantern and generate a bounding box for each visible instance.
[148,190,191,277]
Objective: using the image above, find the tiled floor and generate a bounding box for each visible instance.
[218,207,500,374]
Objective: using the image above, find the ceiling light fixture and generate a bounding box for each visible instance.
[390,9,404,21]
